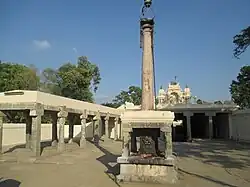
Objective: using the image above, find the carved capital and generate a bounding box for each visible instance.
[0,111,5,118]
[57,106,68,118]
[30,103,44,116]
[104,113,110,121]
[183,111,193,117]
[93,111,101,121]
[80,109,88,119]
[161,125,171,133]
[205,112,216,117]
[114,116,119,122]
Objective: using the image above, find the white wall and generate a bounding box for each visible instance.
[231,109,250,143]
[2,122,93,146]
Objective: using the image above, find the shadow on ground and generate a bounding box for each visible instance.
[0,178,21,187]
[174,139,250,170]
[179,168,239,187]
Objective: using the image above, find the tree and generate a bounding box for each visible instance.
[113,86,142,106]
[233,26,250,58]
[102,86,142,108]
[0,62,40,92]
[214,100,223,105]
[0,62,40,122]
[230,66,250,109]
[196,99,203,104]
[41,56,101,102]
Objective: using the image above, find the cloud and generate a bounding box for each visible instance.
[73,48,78,54]
[33,40,51,50]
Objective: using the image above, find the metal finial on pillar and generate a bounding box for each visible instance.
[141,0,154,19]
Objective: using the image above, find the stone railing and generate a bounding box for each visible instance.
[0,90,121,156]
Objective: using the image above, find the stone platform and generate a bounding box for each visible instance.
[117,155,178,184]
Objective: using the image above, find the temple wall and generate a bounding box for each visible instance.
[2,122,93,147]
[231,109,250,143]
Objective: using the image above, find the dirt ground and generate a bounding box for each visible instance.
[0,139,250,187]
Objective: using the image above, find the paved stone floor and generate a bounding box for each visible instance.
[0,139,250,187]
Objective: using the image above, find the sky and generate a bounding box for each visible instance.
[1,0,250,104]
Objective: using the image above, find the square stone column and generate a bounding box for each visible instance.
[161,125,172,158]
[93,111,101,143]
[51,112,58,147]
[57,106,68,152]
[206,112,216,139]
[228,113,233,139]
[68,114,74,144]
[104,113,110,138]
[114,116,119,141]
[24,111,32,149]
[183,112,193,142]
[80,110,88,148]
[0,111,5,155]
[30,104,44,157]
[121,129,131,158]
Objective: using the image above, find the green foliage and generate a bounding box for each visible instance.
[196,99,203,104]
[214,100,223,105]
[102,86,142,108]
[0,56,101,122]
[0,62,40,92]
[41,56,101,102]
[230,66,250,109]
[233,26,250,58]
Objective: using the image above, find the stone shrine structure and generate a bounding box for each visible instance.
[116,0,178,184]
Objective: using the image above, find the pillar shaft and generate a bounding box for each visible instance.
[57,106,68,152]
[184,112,193,142]
[206,112,216,139]
[68,114,74,143]
[93,112,101,143]
[29,104,44,157]
[0,112,4,154]
[80,110,88,148]
[51,112,58,146]
[24,111,32,149]
[141,19,155,110]
[114,117,119,140]
[104,114,110,138]
[122,131,131,157]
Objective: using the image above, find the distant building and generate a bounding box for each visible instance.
[157,80,191,107]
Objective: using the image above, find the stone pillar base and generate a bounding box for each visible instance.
[68,139,73,144]
[117,156,178,184]
[51,140,58,147]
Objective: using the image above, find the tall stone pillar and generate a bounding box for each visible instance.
[30,104,44,157]
[184,112,193,142]
[24,111,32,149]
[0,111,5,155]
[51,112,58,147]
[57,106,68,152]
[68,114,74,144]
[104,113,110,138]
[206,112,216,139]
[141,19,155,110]
[80,110,88,148]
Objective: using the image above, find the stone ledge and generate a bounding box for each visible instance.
[117,156,176,166]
